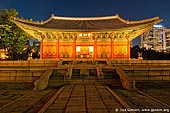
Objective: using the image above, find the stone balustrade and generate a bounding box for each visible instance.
[96,65,103,79]
[33,69,53,90]
[116,67,135,90]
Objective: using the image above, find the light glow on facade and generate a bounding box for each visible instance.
[76,46,80,52]
[89,46,93,52]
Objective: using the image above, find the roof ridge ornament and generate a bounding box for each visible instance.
[115,13,119,17]
[51,14,55,17]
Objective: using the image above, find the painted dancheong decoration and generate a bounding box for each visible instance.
[11,13,161,59]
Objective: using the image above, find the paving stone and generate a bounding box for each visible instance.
[48,103,66,110]
[86,97,101,101]
[26,107,40,113]
[87,101,106,109]
[14,106,31,112]
[0,99,11,104]
[58,93,71,98]
[54,98,68,104]
[68,99,85,106]
[65,111,86,113]
[65,106,86,112]
[71,94,85,97]
[0,104,19,113]
[10,111,23,113]
[106,105,123,109]
[88,109,108,113]
[44,109,64,113]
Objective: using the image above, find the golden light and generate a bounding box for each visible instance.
[89,46,93,52]
[76,46,80,52]
[23,47,27,51]
[1,54,6,59]
[79,33,82,37]
[0,49,8,59]
[83,33,87,37]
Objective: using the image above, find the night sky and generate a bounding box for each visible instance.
[1,0,170,46]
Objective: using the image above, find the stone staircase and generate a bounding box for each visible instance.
[71,69,81,79]
[48,60,123,87]
[102,68,122,87]
[89,69,97,76]
[68,69,101,83]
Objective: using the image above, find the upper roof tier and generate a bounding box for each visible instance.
[11,14,162,31]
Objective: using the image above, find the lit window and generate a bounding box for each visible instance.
[89,46,93,52]
[76,46,80,52]
[88,33,91,37]
[79,33,82,37]
[83,34,88,37]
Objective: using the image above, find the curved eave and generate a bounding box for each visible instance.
[11,15,162,41]
[129,19,162,41]
[10,19,41,40]
[11,18,161,32]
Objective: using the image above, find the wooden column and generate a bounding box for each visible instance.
[127,40,131,59]
[73,38,76,59]
[111,38,113,59]
[94,39,97,59]
[40,38,44,59]
[56,39,59,59]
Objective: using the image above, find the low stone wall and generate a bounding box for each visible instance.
[110,60,170,67]
[124,67,170,81]
[0,68,45,82]
[2,59,170,67]
[34,69,53,90]
[0,59,59,67]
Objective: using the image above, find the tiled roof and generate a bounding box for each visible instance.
[12,14,161,31]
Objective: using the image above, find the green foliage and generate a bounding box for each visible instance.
[0,8,29,60]
[0,8,18,22]
[130,45,170,60]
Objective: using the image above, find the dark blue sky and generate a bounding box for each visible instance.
[1,0,170,46]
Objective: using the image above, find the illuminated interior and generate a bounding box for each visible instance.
[76,46,93,58]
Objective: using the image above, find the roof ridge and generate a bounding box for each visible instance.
[51,15,118,20]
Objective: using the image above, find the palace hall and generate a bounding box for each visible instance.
[11,14,161,59]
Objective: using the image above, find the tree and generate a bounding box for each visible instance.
[130,45,141,59]
[0,8,29,60]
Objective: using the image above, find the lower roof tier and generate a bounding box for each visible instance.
[11,13,162,41]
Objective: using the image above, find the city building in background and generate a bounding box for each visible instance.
[165,29,170,52]
[141,25,166,51]
[32,41,40,52]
